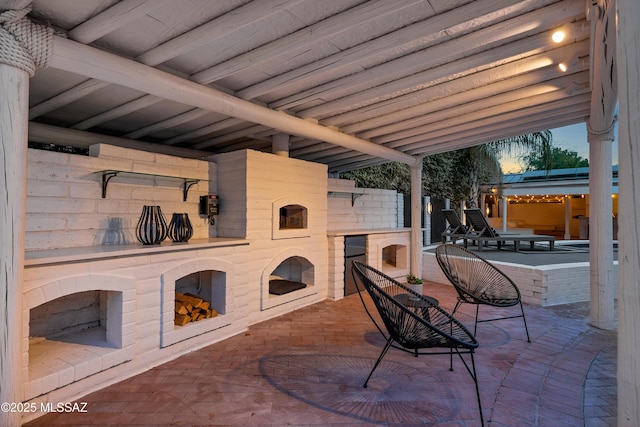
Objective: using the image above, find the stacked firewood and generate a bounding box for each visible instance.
[174,292,218,326]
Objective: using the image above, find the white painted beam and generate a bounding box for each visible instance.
[135,0,305,66]
[235,0,541,100]
[335,66,589,134]
[193,125,269,149]
[67,0,171,44]
[162,118,246,146]
[28,79,110,119]
[389,95,591,151]
[321,41,589,128]
[122,108,211,139]
[71,94,161,130]
[48,36,418,166]
[190,0,425,84]
[272,2,587,114]
[323,108,589,172]
[28,122,212,159]
[374,89,590,146]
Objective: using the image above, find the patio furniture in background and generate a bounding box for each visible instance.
[351,261,484,426]
[463,208,555,251]
[435,243,531,343]
[441,208,469,242]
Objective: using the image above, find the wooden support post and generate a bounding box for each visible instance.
[563,195,571,240]
[616,0,640,423]
[586,0,617,331]
[588,132,615,330]
[410,160,423,278]
[0,62,28,427]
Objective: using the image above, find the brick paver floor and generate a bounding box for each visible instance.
[24,282,616,426]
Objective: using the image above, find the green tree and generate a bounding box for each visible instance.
[463,131,553,207]
[340,131,553,209]
[339,151,467,201]
[521,146,588,170]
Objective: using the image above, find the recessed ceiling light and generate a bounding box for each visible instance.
[552,30,565,43]
[559,62,568,72]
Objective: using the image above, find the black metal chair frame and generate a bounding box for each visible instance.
[441,208,469,242]
[351,261,484,426]
[435,243,531,342]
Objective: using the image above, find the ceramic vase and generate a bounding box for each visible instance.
[167,213,194,243]
[136,205,168,245]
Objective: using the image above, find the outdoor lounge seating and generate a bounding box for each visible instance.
[351,260,484,426]
[441,208,469,242]
[463,208,555,251]
[435,243,531,342]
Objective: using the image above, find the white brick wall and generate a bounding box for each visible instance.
[212,150,328,324]
[26,144,214,251]
[327,178,401,231]
[19,147,404,414]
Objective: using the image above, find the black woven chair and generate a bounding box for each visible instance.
[351,261,484,426]
[435,243,531,342]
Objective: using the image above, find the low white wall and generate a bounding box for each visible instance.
[423,250,618,307]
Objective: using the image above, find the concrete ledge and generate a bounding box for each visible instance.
[422,249,618,307]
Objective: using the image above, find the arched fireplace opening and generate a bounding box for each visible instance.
[279,204,307,230]
[30,290,117,346]
[268,256,313,296]
[174,270,225,326]
[377,240,409,279]
[25,278,133,400]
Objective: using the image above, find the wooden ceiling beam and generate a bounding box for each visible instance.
[357,73,590,140]
[135,0,306,67]
[193,125,269,149]
[397,98,591,152]
[373,88,591,146]
[67,0,171,44]
[314,97,589,169]
[162,118,246,146]
[28,79,110,120]
[294,21,589,120]
[122,108,211,139]
[272,1,586,114]
[71,94,161,130]
[27,122,212,159]
[47,36,419,165]
[327,45,590,130]
[235,0,536,100]
[190,0,427,84]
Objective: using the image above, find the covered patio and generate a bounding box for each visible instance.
[23,281,616,426]
[1,0,638,426]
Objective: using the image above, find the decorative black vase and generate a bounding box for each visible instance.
[136,205,168,245]
[167,213,194,243]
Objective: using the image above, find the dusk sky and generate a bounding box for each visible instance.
[500,122,619,173]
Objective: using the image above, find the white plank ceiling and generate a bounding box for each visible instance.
[25,0,593,172]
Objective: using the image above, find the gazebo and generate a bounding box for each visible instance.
[1,1,638,425]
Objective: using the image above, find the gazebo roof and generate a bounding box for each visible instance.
[21,0,600,172]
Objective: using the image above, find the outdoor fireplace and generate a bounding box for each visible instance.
[161,259,232,348]
[24,275,135,400]
[261,248,319,311]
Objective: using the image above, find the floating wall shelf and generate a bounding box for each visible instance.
[328,190,365,206]
[95,170,208,201]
